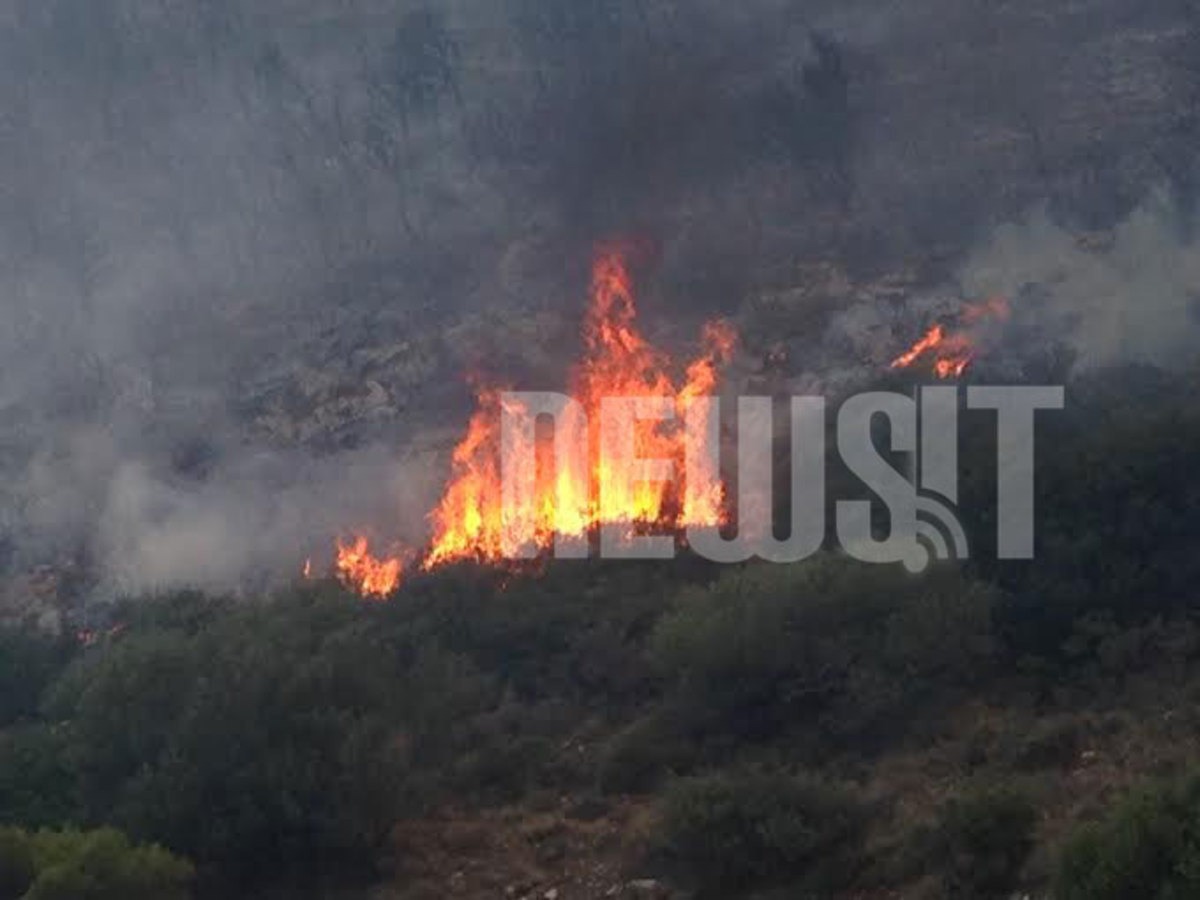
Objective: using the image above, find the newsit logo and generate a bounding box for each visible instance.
[498,386,1065,570]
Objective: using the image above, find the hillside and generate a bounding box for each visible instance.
[1,3,1200,899]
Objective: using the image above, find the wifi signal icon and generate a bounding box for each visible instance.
[903,387,970,574]
[903,495,970,574]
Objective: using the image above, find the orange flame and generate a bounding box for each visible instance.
[421,389,525,568]
[335,536,404,599]
[891,324,948,370]
[680,320,738,524]
[890,297,1010,378]
[332,249,737,597]
[422,249,736,570]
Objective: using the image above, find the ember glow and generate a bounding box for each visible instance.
[890,297,1010,378]
[330,249,737,597]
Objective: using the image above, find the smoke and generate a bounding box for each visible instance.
[960,192,1200,369]
[0,0,857,601]
[767,189,1200,398]
[94,447,442,596]
[0,1,1196,604]
[11,418,443,596]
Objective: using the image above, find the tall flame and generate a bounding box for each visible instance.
[890,297,1010,378]
[422,250,737,570]
[330,249,737,596]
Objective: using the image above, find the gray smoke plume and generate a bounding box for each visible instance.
[0,1,1196,606]
[960,192,1200,370]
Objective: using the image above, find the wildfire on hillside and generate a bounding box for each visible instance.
[329,249,737,598]
[890,296,1010,378]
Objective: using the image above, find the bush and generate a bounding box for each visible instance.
[402,560,670,704]
[104,599,420,872]
[1056,773,1200,900]
[975,367,1200,658]
[934,787,1037,898]
[0,629,72,728]
[658,771,867,894]
[0,826,192,900]
[30,590,499,878]
[651,558,996,747]
[0,727,77,829]
[598,711,700,795]
[43,632,200,816]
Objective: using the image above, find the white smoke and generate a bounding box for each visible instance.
[960,191,1200,369]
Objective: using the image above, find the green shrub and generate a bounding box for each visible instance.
[0,727,78,829]
[0,629,71,728]
[451,734,553,801]
[658,771,867,894]
[401,560,668,703]
[31,592,474,877]
[105,602,417,871]
[43,632,200,816]
[0,826,192,900]
[934,787,1037,898]
[598,711,699,795]
[1056,774,1200,900]
[651,558,996,746]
